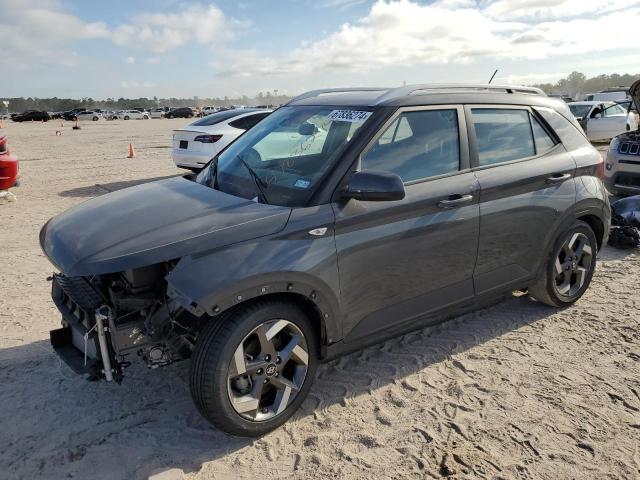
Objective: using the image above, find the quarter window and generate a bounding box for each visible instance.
[530,114,557,153]
[472,109,535,165]
[362,109,460,182]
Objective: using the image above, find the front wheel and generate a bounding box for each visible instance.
[92,116,99,121]
[124,116,130,120]
[528,220,597,307]
[190,300,317,437]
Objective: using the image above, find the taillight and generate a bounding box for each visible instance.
[194,134,222,143]
[596,153,605,179]
[0,136,7,154]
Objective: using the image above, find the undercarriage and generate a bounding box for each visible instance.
[49,263,203,382]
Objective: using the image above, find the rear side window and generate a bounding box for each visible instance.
[534,106,590,151]
[190,109,250,127]
[472,109,535,165]
[362,109,460,183]
[229,113,270,130]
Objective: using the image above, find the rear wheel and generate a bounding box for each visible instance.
[528,220,597,307]
[92,116,98,121]
[124,116,130,120]
[190,300,317,437]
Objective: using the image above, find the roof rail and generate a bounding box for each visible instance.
[286,87,389,104]
[374,83,546,104]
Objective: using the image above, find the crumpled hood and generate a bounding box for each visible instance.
[40,176,291,276]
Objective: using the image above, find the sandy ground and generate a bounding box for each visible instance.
[0,119,639,480]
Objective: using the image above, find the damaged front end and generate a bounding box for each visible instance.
[49,263,204,382]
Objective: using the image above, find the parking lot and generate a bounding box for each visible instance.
[1,119,639,479]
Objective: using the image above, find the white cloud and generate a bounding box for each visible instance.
[0,0,109,68]
[125,56,136,64]
[484,0,640,20]
[217,0,640,78]
[112,4,242,53]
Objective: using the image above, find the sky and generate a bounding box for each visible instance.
[2,0,639,99]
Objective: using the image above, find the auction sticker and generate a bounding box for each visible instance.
[327,110,372,123]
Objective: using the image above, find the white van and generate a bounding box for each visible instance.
[584,91,630,103]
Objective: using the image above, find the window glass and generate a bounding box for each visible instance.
[604,104,627,116]
[253,112,329,160]
[568,104,592,118]
[530,114,556,154]
[228,117,248,130]
[242,113,270,130]
[472,109,535,165]
[190,109,256,127]
[196,105,372,207]
[362,109,460,182]
[534,106,590,151]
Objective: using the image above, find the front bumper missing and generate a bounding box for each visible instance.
[49,274,121,381]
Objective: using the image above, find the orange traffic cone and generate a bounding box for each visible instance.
[60,121,64,127]
[0,119,4,129]
[128,143,136,158]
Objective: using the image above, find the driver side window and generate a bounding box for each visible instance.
[361,109,460,183]
[604,104,626,117]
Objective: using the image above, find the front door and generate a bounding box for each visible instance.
[587,103,628,140]
[332,105,480,343]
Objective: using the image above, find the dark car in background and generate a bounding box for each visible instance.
[61,108,87,121]
[41,84,609,437]
[165,107,195,118]
[12,110,51,122]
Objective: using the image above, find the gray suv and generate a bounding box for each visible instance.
[40,84,610,436]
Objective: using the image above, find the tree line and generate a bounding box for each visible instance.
[3,72,639,113]
[0,91,294,114]
[533,71,640,98]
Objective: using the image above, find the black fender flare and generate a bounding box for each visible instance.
[167,271,343,347]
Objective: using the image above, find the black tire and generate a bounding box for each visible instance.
[124,116,130,120]
[92,116,98,121]
[528,220,597,307]
[190,300,318,437]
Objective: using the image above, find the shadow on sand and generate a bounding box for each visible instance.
[0,293,558,479]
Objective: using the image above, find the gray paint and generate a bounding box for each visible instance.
[41,90,610,354]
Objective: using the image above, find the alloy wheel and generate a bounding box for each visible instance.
[227,319,309,422]
[553,232,594,298]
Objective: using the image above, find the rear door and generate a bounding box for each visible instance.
[468,105,576,294]
[333,105,480,342]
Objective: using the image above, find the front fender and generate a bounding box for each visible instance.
[166,205,342,343]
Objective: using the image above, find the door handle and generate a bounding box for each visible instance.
[546,173,572,183]
[438,194,473,208]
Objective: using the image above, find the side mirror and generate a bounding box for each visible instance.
[342,170,405,202]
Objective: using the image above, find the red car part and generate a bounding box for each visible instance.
[0,133,19,190]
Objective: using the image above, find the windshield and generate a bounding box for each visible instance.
[569,104,592,118]
[196,105,373,206]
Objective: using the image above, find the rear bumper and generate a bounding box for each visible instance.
[171,149,211,169]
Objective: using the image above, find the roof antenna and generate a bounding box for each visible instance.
[488,69,498,84]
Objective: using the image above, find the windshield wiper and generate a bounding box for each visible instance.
[238,158,270,204]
